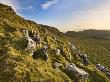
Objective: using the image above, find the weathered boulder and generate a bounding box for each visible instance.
[66,63,89,81]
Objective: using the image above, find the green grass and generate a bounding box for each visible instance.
[0,3,110,82]
[67,37,110,69]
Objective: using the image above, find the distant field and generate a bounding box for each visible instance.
[67,37,110,69]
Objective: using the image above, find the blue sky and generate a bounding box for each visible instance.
[0,0,110,32]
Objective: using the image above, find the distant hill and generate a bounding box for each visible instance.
[0,3,110,82]
[65,29,110,39]
[38,24,65,37]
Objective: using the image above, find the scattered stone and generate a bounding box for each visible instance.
[32,31,41,44]
[80,54,89,66]
[55,48,60,56]
[69,43,76,50]
[22,29,29,38]
[52,62,62,69]
[40,45,49,61]
[66,63,89,81]
[96,64,109,73]
[96,64,110,79]
[25,37,36,56]
[26,37,36,50]
[32,45,49,61]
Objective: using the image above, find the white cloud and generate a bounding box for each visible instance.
[41,0,58,9]
[29,6,33,9]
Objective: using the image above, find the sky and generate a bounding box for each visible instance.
[0,0,110,32]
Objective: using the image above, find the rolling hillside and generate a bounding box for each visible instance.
[0,3,110,82]
[66,29,110,39]
[65,30,110,69]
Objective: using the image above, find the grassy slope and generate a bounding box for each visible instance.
[0,3,110,82]
[66,33,110,69]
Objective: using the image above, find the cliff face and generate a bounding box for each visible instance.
[0,3,110,82]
